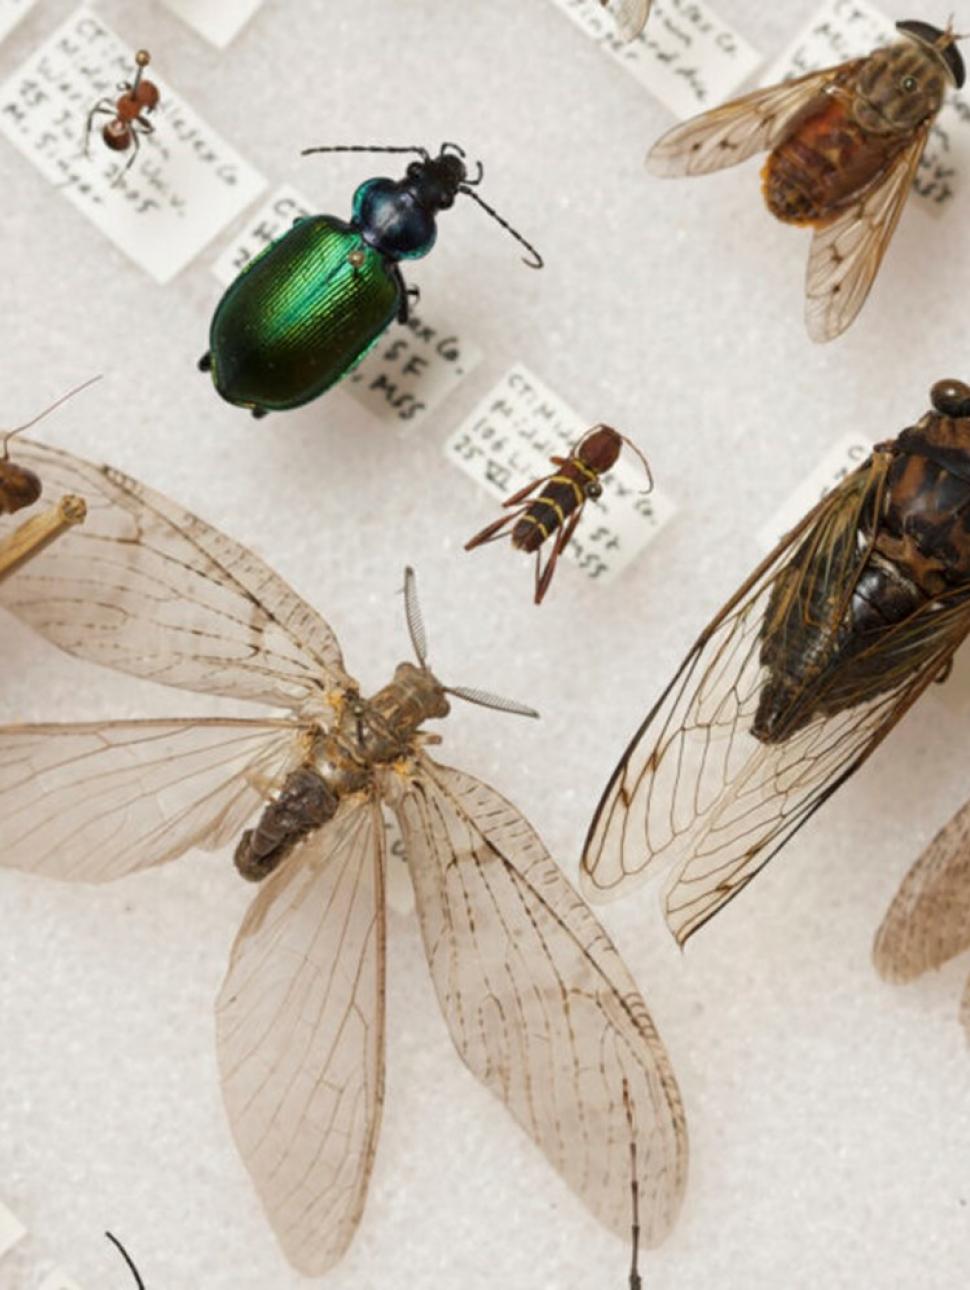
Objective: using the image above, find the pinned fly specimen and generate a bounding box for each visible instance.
[582,379,970,944]
[464,424,652,604]
[598,0,652,41]
[0,442,686,1276]
[646,21,964,341]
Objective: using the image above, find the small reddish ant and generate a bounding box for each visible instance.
[84,49,160,184]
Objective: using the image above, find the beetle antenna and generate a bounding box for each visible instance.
[402,566,430,667]
[458,186,544,269]
[2,374,102,460]
[302,144,431,161]
[105,1232,145,1290]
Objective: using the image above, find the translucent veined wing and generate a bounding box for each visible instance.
[599,0,651,41]
[646,65,847,178]
[387,758,687,1245]
[873,799,970,984]
[216,796,386,1277]
[0,439,354,709]
[582,451,970,945]
[805,130,928,342]
[0,717,299,882]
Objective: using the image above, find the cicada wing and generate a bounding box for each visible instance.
[646,65,845,177]
[0,439,355,710]
[388,757,687,1246]
[216,795,386,1277]
[805,130,927,342]
[873,799,970,984]
[584,452,970,944]
[0,717,299,882]
[599,0,651,41]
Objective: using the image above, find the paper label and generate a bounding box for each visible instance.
[0,0,35,45]
[757,434,872,551]
[0,6,265,283]
[763,0,969,213]
[212,185,483,427]
[161,0,264,48]
[445,364,676,586]
[0,1197,27,1258]
[548,0,762,117]
[38,1272,85,1290]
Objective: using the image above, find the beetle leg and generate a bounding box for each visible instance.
[197,352,213,372]
[534,503,584,605]
[251,407,269,420]
[391,267,415,323]
[935,657,954,685]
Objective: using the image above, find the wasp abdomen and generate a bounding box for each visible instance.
[234,766,338,882]
[511,469,587,553]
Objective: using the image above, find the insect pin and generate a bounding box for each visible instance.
[0,375,100,515]
[464,424,652,604]
[646,20,965,341]
[198,142,543,418]
[84,49,160,184]
[582,379,970,945]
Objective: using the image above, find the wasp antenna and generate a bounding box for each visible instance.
[445,685,539,720]
[105,1232,145,1290]
[402,566,430,667]
[2,374,102,460]
[301,143,430,160]
[618,433,654,493]
[458,185,544,269]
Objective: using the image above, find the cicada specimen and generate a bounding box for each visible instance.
[464,424,652,604]
[0,441,686,1277]
[582,378,970,945]
[646,20,965,341]
[599,0,652,41]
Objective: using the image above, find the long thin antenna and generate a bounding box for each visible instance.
[105,1232,145,1289]
[623,1079,643,1290]
[302,144,430,161]
[2,374,102,459]
[402,565,429,666]
[617,433,654,493]
[458,185,544,269]
[445,685,539,719]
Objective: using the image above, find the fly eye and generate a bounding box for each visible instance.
[585,480,603,499]
[931,379,970,418]
[901,74,918,93]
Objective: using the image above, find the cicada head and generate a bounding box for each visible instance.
[855,31,954,134]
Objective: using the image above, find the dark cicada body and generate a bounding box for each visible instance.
[583,381,970,947]
[199,143,542,418]
[464,425,652,604]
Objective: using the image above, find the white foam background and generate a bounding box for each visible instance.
[1,1,970,1287]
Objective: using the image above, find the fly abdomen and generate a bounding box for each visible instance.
[511,474,585,553]
[234,766,338,882]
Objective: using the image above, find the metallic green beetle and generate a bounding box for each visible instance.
[199,143,543,418]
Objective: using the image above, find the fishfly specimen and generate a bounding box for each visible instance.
[464,424,652,604]
[599,0,652,41]
[0,441,686,1276]
[646,20,964,341]
[582,379,970,944]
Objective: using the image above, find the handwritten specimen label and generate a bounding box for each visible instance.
[757,434,872,551]
[161,0,265,48]
[0,1196,27,1258]
[213,185,483,427]
[445,364,676,586]
[0,0,36,46]
[0,6,265,283]
[548,0,761,118]
[763,0,969,213]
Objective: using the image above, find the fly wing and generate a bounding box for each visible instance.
[583,452,970,945]
[0,718,299,882]
[599,0,651,41]
[805,130,927,342]
[646,66,845,177]
[0,439,354,709]
[873,799,970,983]
[388,758,687,1246]
[216,796,386,1276]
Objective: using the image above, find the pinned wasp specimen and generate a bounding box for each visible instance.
[0,442,686,1276]
[582,379,970,945]
[84,49,160,183]
[598,0,652,41]
[646,20,965,341]
[464,424,652,604]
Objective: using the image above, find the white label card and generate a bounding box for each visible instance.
[764,0,969,213]
[161,0,265,48]
[213,185,483,428]
[38,1271,85,1290]
[445,364,676,586]
[548,0,762,118]
[0,6,266,283]
[757,434,872,552]
[0,0,36,46]
[0,1197,27,1258]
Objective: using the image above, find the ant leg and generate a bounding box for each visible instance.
[111,129,140,186]
[83,101,114,156]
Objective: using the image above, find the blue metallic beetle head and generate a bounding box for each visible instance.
[351,147,469,262]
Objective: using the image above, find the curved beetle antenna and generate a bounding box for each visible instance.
[302,144,431,161]
[2,374,102,460]
[105,1231,145,1290]
[402,565,429,667]
[458,185,544,269]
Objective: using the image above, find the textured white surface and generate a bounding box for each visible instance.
[1,1,969,1288]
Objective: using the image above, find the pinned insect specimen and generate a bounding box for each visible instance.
[199,142,543,417]
[84,49,160,183]
[646,21,964,341]
[0,442,686,1276]
[598,0,652,41]
[0,376,100,515]
[464,424,652,604]
[582,378,970,944]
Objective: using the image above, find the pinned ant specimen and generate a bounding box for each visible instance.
[84,50,160,184]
